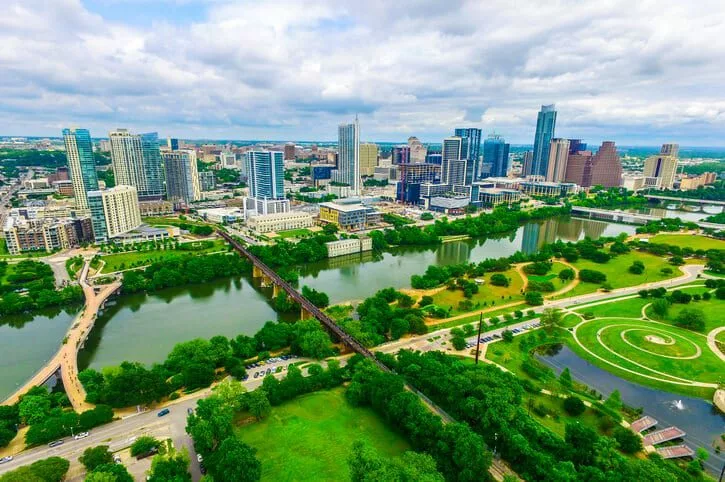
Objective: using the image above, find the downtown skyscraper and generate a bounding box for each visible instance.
[482,133,510,178]
[163,150,201,204]
[529,105,557,178]
[108,129,165,200]
[332,117,361,195]
[63,128,99,210]
[245,151,285,199]
[453,127,481,184]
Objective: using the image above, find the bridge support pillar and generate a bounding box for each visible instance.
[300,307,313,320]
[272,283,281,298]
[252,265,263,279]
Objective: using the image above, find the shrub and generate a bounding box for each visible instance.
[613,426,643,454]
[490,273,509,287]
[675,308,706,332]
[525,291,544,306]
[563,396,586,416]
[558,268,575,281]
[579,269,606,284]
[501,330,514,343]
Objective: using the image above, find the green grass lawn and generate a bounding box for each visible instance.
[575,296,648,319]
[574,318,722,390]
[561,251,681,299]
[431,268,525,316]
[236,388,410,482]
[648,233,725,251]
[275,228,313,239]
[100,239,229,273]
[647,294,724,334]
[142,216,208,227]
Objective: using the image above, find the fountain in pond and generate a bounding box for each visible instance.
[671,400,685,410]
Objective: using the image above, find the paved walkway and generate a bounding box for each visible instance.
[706,326,725,362]
[2,261,121,411]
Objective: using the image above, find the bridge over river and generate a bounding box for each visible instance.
[2,260,120,411]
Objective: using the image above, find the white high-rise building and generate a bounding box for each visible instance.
[164,150,201,204]
[88,185,142,242]
[109,129,165,200]
[442,136,466,186]
[644,143,679,190]
[332,117,360,195]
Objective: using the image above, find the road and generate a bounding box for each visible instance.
[0,169,32,229]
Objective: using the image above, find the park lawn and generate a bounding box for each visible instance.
[527,261,575,293]
[430,304,532,330]
[575,296,648,319]
[236,388,410,482]
[274,228,313,239]
[563,251,681,298]
[430,268,525,316]
[574,318,721,388]
[99,239,229,273]
[647,295,725,334]
[648,233,725,251]
[142,216,208,227]
[524,391,611,438]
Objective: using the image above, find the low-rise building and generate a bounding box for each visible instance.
[139,200,174,217]
[426,195,470,214]
[519,180,579,197]
[622,174,646,192]
[53,180,75,196]
[679,172,717,190]
[477,188,522,207]
[318,201,380,230]
[247,211,314,233]
[113,225,179,244]
[198,207,244,224]
[325,237,373,257]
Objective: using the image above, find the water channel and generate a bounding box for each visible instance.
[537,346,725,475]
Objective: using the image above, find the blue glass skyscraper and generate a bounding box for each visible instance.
[454,127,481,184]
[530,104,557,178]
[245,151,284,199]
[63,128,99,210]
[482,134,510,178]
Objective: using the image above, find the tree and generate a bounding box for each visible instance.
[148,450,191,482]
[451,335,467,350]
[675,308,706,331]
[612,426,642,454]
[540,308,563,333]
[348,441,444,482]
[131,436,161,457]
[579,269,606,284]
[19,394,51,425]
[246,390,271,420]
[501,330,514,343]
[628,261,644,275]
[559,367,572,389]
[563,395,586,416]
[651,298,670,318]
[322,223,338,235]
[84,464,133,482]
[603,390,622,412]
[301,286,330,308]
[28,457,69,482]
[207,437,261,482]
[558,268,575,281]
[489,273,509,287]
[525,291,544,306]
[80,445,113,471]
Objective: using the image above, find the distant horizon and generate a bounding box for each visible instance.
[3,134,725,153]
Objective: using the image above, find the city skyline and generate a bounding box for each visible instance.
[2,1,725,146]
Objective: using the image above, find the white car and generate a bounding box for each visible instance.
[74,431,90,440]
[197,453,203,463]
[0,456,13,464]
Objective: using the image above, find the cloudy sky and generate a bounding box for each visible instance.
[2,0,725,145]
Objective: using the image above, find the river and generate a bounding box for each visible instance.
[624,203,723,222]
[0,216,636,399]
[537,346,725,475]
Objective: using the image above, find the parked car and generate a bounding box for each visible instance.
[157,408,170,417]
[48,440,64,448]
[113,455,122,464]
[73,431,90,440]
[187,407,194,415]
[199,463,207,475]
[197,453,203,463]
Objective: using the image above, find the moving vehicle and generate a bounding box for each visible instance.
[113,455,122,464]
[187,407,194,415]
[74,431,90,440]
[197,453,203,463]
[48,440,64,448]
[0,456,13,464]
[157,408,170,417]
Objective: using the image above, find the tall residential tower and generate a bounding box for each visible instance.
[332,118,360,195]
[163,150,201,204]
[63,128,99,210]
[245,151,285,200]
[109,129,165,200]
[482,133,510,178]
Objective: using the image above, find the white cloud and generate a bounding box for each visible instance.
[0,0,724,145]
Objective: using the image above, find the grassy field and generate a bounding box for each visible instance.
[99,239,229,273]
[647,292,724,334]
[526,261,575,292]
[575,317,722,386]
[648,233,725,251]
[575,296,648,318]
[430,268,525,316]
[274,228,313,239]
[142,216,208,227]
[236,389,410,482]
[561,251,681,298]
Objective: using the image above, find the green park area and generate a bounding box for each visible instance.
[560,251,681,298]
[429,267,525,316]
[648,233,725,251]
[236,388,410,482]
[99,239,229,273]
[274,228,313,239]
